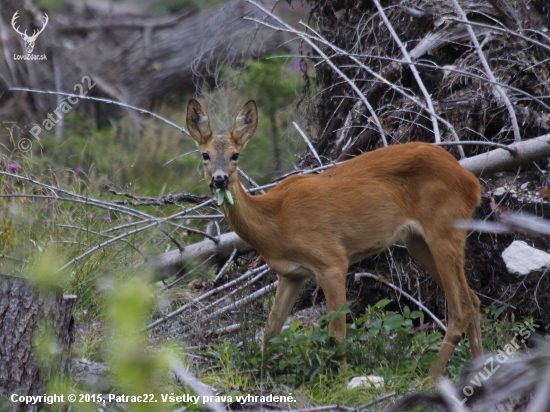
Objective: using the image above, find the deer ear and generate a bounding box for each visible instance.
[187,99,212,145]
[231,101,257,147]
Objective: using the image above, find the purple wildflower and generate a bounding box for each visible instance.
[103,215,111,222]
[85,214,94,220]
[79,328,85,333]
[76,167,83,173]
[8,163,20,172]
[42,219,48,223]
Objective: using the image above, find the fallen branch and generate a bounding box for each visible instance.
[144,264,268,330]
[459,133,550,177]
[110,189,210,206]
[146,232,254,282]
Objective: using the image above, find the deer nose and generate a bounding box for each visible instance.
[212,175,228,189]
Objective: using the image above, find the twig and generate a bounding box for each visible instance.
[9,87,190,136]
[448,0,521,141]
[55,224,144,256]
[159,227,185,252]
[160,253,217,292]
[0,173,160,222]
[110,189,210,206]
[187,280,278,333]
[196,268,270,316]
[293,121,322,165]
[163,149,199,166]
[356,392,397,412]
[238,168,264,193]
[371,0,443,148]
[143,264,269,331]
[0,253,29,263]
[355,272,447,331]
[204,322,241,337]
[449,18,550,54]
[212,247,237,283]
[343,54,550,112]
[57,221,160,272]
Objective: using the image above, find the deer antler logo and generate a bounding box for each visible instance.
[11,11,49,54]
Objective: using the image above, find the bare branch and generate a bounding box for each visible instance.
[371,0,444,149]
[8,87,190,135]
[212,247,238,283]
[144,264,268,330]
[448,0,521,141]
[293,121,322,165]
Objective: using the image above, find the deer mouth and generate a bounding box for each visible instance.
[211,175,229,189]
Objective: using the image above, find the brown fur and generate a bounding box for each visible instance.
[187,99,483,378]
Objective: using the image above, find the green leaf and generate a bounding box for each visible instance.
[216,189,224,205]
[290,320,301,332]
[374,299,392,309]
[410,311,424,320]
[493,305,508,319]
[225,189,234,205]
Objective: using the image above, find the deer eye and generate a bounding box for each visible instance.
[202,153,210,161]
[230,153,239,161]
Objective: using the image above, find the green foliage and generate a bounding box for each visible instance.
[104,275,169,412]
[203,301,442,393]
[345,300,441,376]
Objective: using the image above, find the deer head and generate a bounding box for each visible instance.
[12,11,49,54]
[186,99,257,192]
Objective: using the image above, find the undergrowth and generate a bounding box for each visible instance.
[196,300,532,409]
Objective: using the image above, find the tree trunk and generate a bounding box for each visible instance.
[0,274,76,411]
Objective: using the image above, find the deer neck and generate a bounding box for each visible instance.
[222,178,278,253]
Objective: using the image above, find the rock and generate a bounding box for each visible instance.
[493,187,506,197]
[501,241,550,275]
[347,375,384,389]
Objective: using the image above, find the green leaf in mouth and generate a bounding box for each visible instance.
[212,187,237,213]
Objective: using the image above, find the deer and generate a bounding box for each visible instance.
[186,99,483,378]
[11,11,49,54]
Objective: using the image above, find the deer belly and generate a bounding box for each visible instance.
[266,258,314,278]
[346,219,423,263]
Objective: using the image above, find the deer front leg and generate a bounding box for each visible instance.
[317,266,348,341]
[265,275,306,342]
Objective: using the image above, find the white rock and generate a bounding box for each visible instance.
[502,241,550,275]
[347,375,384,389]
[493,187,506,197]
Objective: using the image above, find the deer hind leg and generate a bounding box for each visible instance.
[265,276,306,341]
[466,288,483,359]
[406,233,482,378]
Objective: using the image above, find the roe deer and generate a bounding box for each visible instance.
[186,99,483,377]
